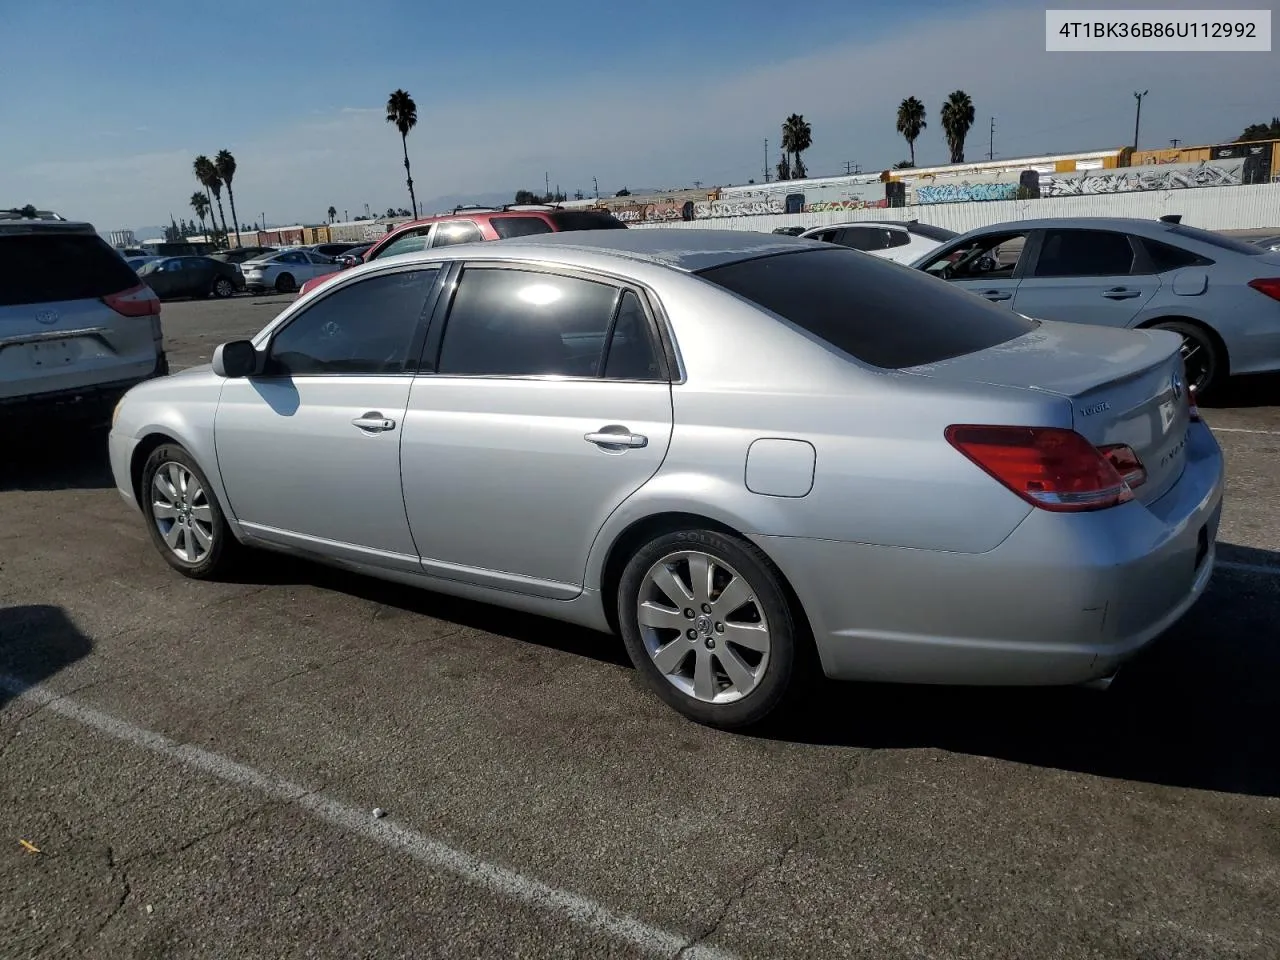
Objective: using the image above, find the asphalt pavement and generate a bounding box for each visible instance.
[2,293,1278,959]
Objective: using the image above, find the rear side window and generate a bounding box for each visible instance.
[491,216,555,239]
[1139,238,1212,272]
[547,211,627,232]
[432,221,484,247]
[883,229,910,249]
[697,248,1036,369]
[1033,230,1135,277]
[0,233,141,306]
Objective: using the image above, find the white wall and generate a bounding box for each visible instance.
[627,183,1280,234]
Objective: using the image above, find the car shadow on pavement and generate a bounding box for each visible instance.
[767,543,1280,799]
[1204,371,1280,409]
[231,551,632,669]
[0,426,114,493]
[0,605,94,709]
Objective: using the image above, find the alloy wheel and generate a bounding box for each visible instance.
[636,550,771,704]
[151,462,215,563]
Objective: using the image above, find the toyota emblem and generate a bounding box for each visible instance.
[1171,369,1185,401]
[35,309,58,325]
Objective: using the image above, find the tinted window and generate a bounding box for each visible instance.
[904,222,959,242]
[376,228,432,259]
[923,231,1029,281]
[0,233,141,306]
[697,248,1035,370]
[281,252,308,264]
[1168,224,1263,255]
[491,216,555,239]
[883,229,910,249]
[603,291,663,380]
[432,221,483,247]
[835,228,874,251]
[547,211,627,231]
[1139,238,1212,272]
[1034,230,1135,277]
[436,268,621,377]
[266,268,437,376]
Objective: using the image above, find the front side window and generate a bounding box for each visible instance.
[375,228,432,260]
[432,221,484,247]
[835,228,874,250]
[882,229,910,249]
[436,267,626,378]
[280,252,308,265]
[1033,230,1135,278]
[922,231,1029,281]
[266,268,438,376]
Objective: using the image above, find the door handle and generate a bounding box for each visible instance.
[981,290,1012,301]
[585,429,647,449]
[352,412,396,433]
[1103,287,1142,300]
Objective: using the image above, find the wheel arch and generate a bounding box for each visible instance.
[1134,314,1230,376]
[597,511,815,652]
[129,432,180,508]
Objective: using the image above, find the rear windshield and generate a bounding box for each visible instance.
[0,232,141,307]
[1167,224,1262,255]
[491,216,555,239]
[548,211,627,232]
[697,248,1036,369]
[904,222,959,242]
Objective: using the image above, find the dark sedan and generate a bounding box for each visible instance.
[136,256,245,300]
[334,243,373,269]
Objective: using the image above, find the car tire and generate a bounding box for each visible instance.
[140,443,240,580]
[275,273,296,293]
[617,527,801,729]
[213,277,236,298]
[1151,320,1223,398]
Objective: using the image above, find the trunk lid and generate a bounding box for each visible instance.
[906,319,1191,504]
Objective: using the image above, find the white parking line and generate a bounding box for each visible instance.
[1208,427,1280,436]
[0,675,736,960]
[1218,560,1280,577]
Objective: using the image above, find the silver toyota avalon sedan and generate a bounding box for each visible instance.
[108,229,1224,729]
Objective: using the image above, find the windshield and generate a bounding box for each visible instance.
[697,247,1036,369]
[0,232,143,305]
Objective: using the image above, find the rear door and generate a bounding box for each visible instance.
[1012,228,1161,327]
[0,228,160,399]
[399,263,674,598]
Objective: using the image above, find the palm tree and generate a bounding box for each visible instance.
[215,150,242,248]
[896,96,927,167]
[775,152,792,182]
[386,89,419,218]
[940,90,976,164]
[780,114,812,179]
[327,205,337,223]
[189,192,210,238]
[193,155,229,246]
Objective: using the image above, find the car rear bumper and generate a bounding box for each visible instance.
[0,353,168,425]
[756,421,1225,686]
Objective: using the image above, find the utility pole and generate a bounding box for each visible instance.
[545,171,551,199]
[693,180,702,189]
[987,117,996,161]
[764,139,770,182]
[1169,138,1181,148]
[592,176,599,199]
[1133,90,1148,150]
[843,161,854,175]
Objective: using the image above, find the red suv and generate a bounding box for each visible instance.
[297,206,627,295]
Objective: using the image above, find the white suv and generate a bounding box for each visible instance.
[798,220,958,264]
[1,211,167,428]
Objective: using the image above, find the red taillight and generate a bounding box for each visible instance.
[1247,278,1280,302]
[102,283,160,318]
[1098,443,1147,489]
[945,425,1134,512]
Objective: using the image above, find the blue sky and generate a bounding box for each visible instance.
[2,0,1277,233]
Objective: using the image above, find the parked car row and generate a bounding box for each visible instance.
[107,227,1224,731]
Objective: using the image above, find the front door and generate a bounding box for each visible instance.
[400,264,674,598]
[214,266,442,569]
[1012,228,1161,327]
[919,229,1032,308]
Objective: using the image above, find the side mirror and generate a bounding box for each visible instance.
[212,339,259,378]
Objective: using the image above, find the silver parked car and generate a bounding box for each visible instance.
[913,216,1280,396]
[108,230,1223,729]
[2,212,166,427]
[241,249,336,293]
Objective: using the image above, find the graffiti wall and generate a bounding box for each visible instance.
[915,181,1021,204]
[1040,158,1246,196]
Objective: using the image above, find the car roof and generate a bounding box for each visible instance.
[490,227,828,272]
[959,216,1185,235]
[802,221,908,232]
